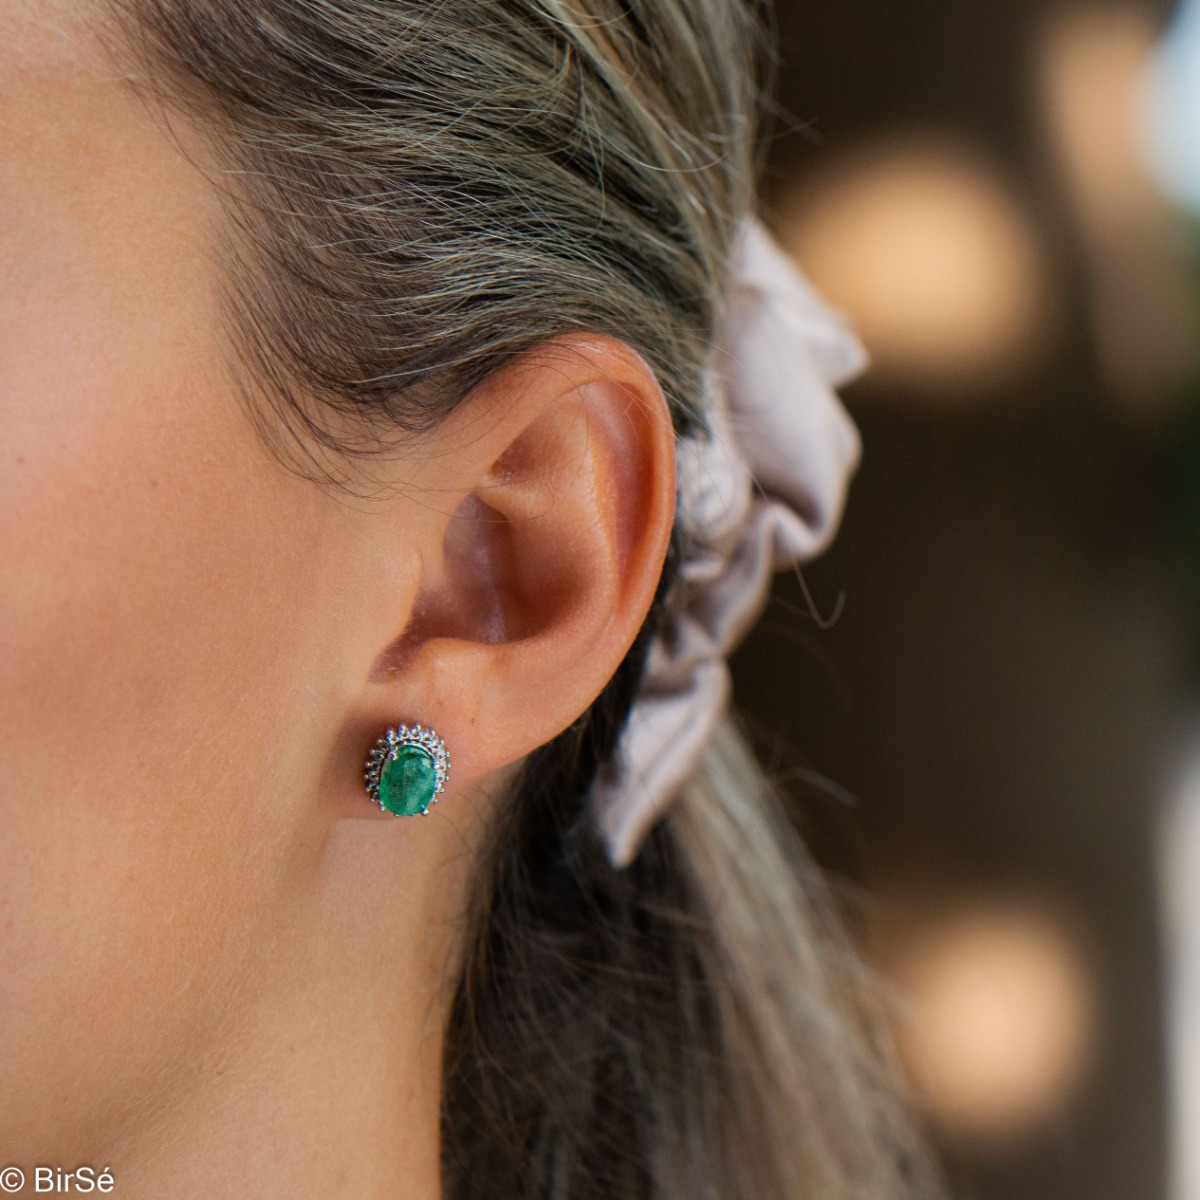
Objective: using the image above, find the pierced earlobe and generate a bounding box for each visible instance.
[363,723,451,816]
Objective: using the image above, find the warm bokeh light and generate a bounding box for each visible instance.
[776,141,1046,392]
[1039,5,1197,421]
[890,903,1096,1144]
[1041,6,1158,231]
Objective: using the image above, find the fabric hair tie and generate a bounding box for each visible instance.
[590,216,868,868]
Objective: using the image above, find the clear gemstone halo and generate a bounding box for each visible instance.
[363,723,451,816]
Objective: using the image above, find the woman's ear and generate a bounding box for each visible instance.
[345,333,676,813]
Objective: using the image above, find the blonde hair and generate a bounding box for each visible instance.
[103,1,944,1195]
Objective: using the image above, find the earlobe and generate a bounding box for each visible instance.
[355,335,676,809]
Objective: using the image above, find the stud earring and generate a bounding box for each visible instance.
[363,723,451,816]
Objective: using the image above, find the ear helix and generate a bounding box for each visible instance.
[363,723,450,816]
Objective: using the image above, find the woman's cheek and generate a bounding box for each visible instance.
[0,325,323,1162]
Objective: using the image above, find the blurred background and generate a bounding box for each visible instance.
[731,1,1200,1196]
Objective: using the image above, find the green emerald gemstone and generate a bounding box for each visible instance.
[378,745,437,816]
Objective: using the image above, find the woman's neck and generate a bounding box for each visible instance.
[109,821,459,1200]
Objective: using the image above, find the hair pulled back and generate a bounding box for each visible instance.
[103,2,943,1196]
